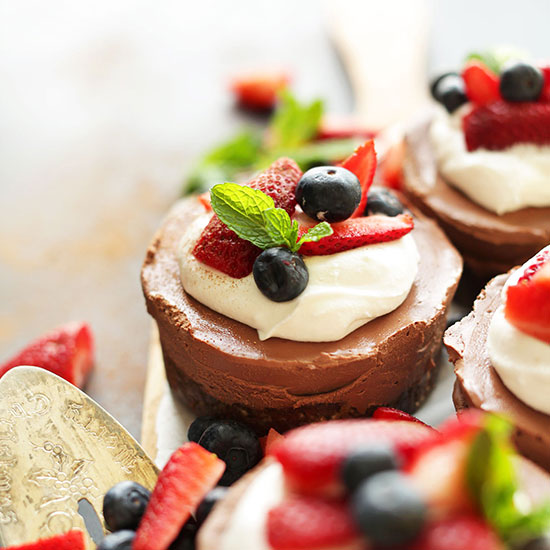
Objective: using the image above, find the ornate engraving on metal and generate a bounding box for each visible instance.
[0,366,158,547]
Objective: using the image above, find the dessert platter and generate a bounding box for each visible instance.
[2,45,550,550]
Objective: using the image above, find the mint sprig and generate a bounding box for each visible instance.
[466,46,530,74]
[466,415,550,545]
[210,182,332,253]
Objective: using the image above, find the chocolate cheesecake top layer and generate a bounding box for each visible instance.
[445,274,550,470]
[142,195,462,414]
[403,117,550,275]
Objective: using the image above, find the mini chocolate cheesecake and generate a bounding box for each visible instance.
[402,118,550,279]
[445,274,550,471]
[142,195,462,435]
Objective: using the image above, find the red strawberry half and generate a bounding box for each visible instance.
[192,158,301,278]
[0,322,94,387]
[230,71,289,110]
[539,64,550,102]
[133,442,225,550]
[340,140,377,217]
[462,60,500,105]
[4,530,85,550]
[269,419,438,495]
[267,496,362,550]
[463,100,550,151]
[410,515,503,550]
[298,214,414,256]
[505,247,550,343]
[372,407,432,428]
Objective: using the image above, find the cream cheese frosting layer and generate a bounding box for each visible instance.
[429,106,550,215]
[178,213,419,343]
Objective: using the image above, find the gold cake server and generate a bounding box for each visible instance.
[0,366,158,548]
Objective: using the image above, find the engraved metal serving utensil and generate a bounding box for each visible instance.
[0,366,158,548]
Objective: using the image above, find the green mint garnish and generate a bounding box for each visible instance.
[466,46,530,74]
[210,182,332,253]
[466,415,550,545]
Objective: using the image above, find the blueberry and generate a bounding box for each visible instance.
[198,420,262,486]
[517,536,550,550]
[97,530,135,550]
[188,416,217,443]
[352,471,427,546]
[366,188,404,217]
[341,444,401,492]
[430,71,459,100]
[103,481,150,532]
[253,248,308,303]
[500,61,543,102]
[169,518,198,550]
[196,486,228,526]
[432,74,468,113]
[295,166,361,222]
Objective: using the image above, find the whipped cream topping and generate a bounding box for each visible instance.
[488,247,550,414]
[429,105,550,215]
[178,213,419,343]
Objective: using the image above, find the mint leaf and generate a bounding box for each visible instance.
[466,46,530,74]
[466,415,550,544]
[210,182,332,253]
[269,91,323,149]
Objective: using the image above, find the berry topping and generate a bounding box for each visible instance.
[187,416,217,443]
[230,71,289,111]
[341,444,400,492]
[432,73,468,113]
[96,530,135,550]
[253,247,309,302]
[3,531,85,550]
[505,249,550,343]
[463,100,550,151]
[298,213,414,256]
[500,60,544,102]
[462,60,500,105]
[540,64,550,102]
[197,420,262,486]
[269,419,438,494]
[372,406,431,427]
[267,496,360,550]
[380,140,405,190]
[192,158,301,278]
[133,442,225,550]
[103,480,150,532]
[365,187,404,217]
[410,515,503,550]
[0,322,94,387]
[196,486,229,527]
[340,140,377,217]
[260,427,284,454]
[351,470,427,546]
[295,166,361,222]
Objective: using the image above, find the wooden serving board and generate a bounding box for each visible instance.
[140,1,433,460]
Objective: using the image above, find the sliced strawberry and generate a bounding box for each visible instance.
[462,60,500,105]
[341,140,377,217]
[133,442,225,550]
[372,407,432,428]
[192,158,301,278]
[260,428,284,454]
[410,515,503,550]
[380,140,404,190]
[505,247,550,343]
[197,191,212,211]
[4,531,86,550]
[298,213,413,256]
[317,116,376,140]
[230,71,289,110]
[0,322,94,387]
[267,496,362,550]
[269,419,438,495]
[463,100,550,151]
[539,64,550,102]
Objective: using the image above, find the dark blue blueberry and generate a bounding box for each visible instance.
[430,71,459,100]
[169,518,198,550]
[500,61,543,102]
[341,444,400,492]
[97,530,135,550]
[198,420,262,486]
[103,481,150,532]
[352,471,427,546]
[366,188,404,217]
[188,416,217,443]
[517,536,550,550]
[432,74,468,113]
[296,166,361,222]
[253,248,308,303]
[196,486,229,526]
